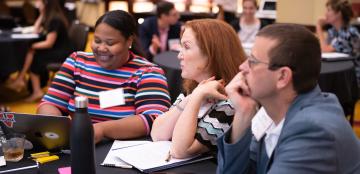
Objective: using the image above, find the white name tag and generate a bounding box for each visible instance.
[99,88,125,109]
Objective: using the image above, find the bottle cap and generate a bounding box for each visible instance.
[75,96,88,108]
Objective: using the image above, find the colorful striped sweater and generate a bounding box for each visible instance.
[39,51,171,134]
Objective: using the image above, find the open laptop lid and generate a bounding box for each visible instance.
[0,112,71,151]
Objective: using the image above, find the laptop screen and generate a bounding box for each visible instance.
[0,112,71,150]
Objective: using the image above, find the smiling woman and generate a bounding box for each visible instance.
[36,10,171,142]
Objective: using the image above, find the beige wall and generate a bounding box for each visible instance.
[277,0,327,25]
[76,1,105,27]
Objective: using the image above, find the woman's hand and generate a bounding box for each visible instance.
[191,76,227,101]
[317,17,327,29]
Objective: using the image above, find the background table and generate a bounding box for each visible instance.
[0,140,217,174]
[153,51,182,103]
[153,51,359,121]
[319,60,358,122]
[0,31,39,82]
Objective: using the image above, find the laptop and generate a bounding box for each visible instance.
[0,112,71,151]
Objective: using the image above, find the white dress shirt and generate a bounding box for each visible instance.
[252,107,285,158]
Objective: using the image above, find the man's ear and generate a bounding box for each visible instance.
[276,67,293,89]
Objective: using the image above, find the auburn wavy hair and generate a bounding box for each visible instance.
[181,19,247,94]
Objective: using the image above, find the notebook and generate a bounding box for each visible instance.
[114,141,213,173]
[101,140,150,168]
[0,112,71,150]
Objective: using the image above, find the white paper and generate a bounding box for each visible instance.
[110,140,150,150]
[101,140,150,168]
[99,88,125,109]
[251,107,273,141]
[321,52,350,59]
[12,26,35,34]
[0,156,5,167]
[10,33,39,39]
[114,141,197,172]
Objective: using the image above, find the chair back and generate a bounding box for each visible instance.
[46,21,89,81]
[68,21,90,51]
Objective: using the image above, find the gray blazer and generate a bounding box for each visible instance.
[217,86,360,174]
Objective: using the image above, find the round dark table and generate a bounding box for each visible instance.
[153,51,359,122]
[0,140,217,174]
[0,30,39,82]
[153,51,182,103]
[319,60,358,121]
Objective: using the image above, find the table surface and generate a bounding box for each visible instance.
[0,30,41,81]
[153,51,181,70]
[153,51,359,117]
[154,51,355,75]
[0,30,39,41]
[153,51,182,103]
[320,60,355,74]
[0,140,217,174]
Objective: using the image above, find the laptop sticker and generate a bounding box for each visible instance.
[44,132,59,139]
[0,113,15,128]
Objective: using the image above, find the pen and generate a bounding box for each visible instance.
[0,162,39,173]
[165,151,171,162]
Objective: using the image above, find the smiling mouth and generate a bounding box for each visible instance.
[97,55,112,62]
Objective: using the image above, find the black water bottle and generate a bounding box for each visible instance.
[71,96,96,174]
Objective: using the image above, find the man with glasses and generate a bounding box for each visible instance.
[217,24,360,174]
[139,1,181,60]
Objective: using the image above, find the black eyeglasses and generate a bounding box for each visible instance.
[247,54,271,68]
[247,54,294,71]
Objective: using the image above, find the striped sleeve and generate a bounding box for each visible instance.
[135,65,171,135]
[39,52,77,114]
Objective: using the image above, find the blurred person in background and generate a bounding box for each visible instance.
[215,0,238,24]
[7,0,74,102]
[230,0,269,45]
[139,1,181,61]
[316,0,360,55]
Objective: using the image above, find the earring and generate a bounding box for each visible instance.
[129,45,132,49]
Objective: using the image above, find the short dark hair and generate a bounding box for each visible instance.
[95,10,145,56]
[156,1,175,17]
[326,0,354,25]
[95,10,136,39]
[257,24,321,94]
[42,0,69,29]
